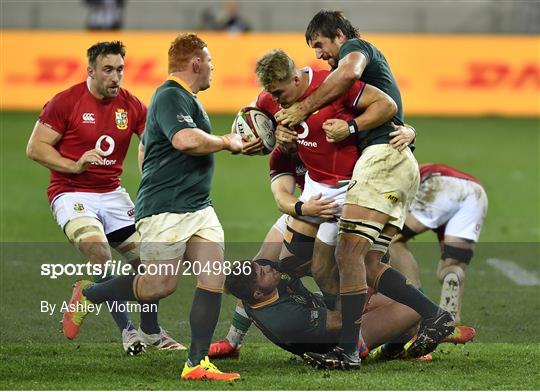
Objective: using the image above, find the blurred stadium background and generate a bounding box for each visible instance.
[1,1,539,389]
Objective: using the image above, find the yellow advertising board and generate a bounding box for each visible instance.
[1,31,539,116]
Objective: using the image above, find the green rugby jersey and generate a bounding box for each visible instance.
[244,277,335,356]
[339,38,406,150]
[136,77,213,221]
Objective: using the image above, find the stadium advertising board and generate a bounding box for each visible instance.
[2,31,539,116]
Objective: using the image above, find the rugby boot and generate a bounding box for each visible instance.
[404,310,455,358]
[138,327,187,350]
[442,325,476,345]
[181,356,240,381]
[61,280,94,339]
[303,346,361,370]
[209,339,240,359]
[122,324,147,356]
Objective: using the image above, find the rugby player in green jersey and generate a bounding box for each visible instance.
[276,11,455,369]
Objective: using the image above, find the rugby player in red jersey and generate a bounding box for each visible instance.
[26,41,184,354]
[390,163,488,324]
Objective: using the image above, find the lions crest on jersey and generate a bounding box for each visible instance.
[115,109,128,130]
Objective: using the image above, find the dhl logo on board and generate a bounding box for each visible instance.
[2,32,539,116]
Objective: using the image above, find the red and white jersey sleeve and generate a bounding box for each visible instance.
[419,163,481,185]
[269,146,306,191]
[39,82,147,202]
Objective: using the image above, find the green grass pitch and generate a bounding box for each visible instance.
[1,112,539,389]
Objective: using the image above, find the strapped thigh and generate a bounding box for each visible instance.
[64,217,106,243]
[338,218,384,244]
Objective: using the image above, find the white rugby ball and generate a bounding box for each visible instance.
[232,107,277,155]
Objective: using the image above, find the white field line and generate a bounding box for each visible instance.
[486,258,540,286]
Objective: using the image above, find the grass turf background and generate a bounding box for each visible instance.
[1,112,539,389]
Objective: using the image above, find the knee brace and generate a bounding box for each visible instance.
[338,218,384,243]
[280,225,315,274]
[441,244,474,264]
[65,217,106,244]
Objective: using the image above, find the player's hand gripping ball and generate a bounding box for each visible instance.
[232,107,277,155]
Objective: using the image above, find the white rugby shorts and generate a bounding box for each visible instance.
[410,176,488,242]
[272,214,289,235]
[51,187,135,235]
[298,172,348,246]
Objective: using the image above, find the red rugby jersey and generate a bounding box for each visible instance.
[419,163,481,185]
[269,146,306,191]
[257,68,364,186]
[39,81,147,202]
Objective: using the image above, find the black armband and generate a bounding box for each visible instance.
[347,120,359,135]
[294,201,304,216]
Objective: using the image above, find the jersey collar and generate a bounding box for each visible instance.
[300,67,313,86]
[249,291,279,309]
[167,76,196,96]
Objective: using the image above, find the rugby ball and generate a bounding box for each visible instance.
[232,107,277,155]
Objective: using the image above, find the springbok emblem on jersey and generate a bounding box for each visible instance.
[115,109,128,130]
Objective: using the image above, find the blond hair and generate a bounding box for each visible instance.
[168,33,207,73]
[255,49,295,89]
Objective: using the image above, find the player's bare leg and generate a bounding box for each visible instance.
[361,294,420,351]
[389,215,429,288]
[437,235,473,324]
[311,239,339,309]
[253,226,286,261]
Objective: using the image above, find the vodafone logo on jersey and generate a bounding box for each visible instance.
[297,122,318,148]
[93,135,117,166]
[82,113,95,124]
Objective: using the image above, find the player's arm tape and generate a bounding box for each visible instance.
[270,172,294,183]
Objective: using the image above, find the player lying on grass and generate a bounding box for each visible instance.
[26,40,183,354]
[223,259,475,366]
[390,163,488,324]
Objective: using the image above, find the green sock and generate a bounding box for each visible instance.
[226,306,251,348]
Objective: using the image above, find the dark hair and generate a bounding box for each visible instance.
[305,10,360,44]
[224,262,258,304]
[87,41,126,67]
